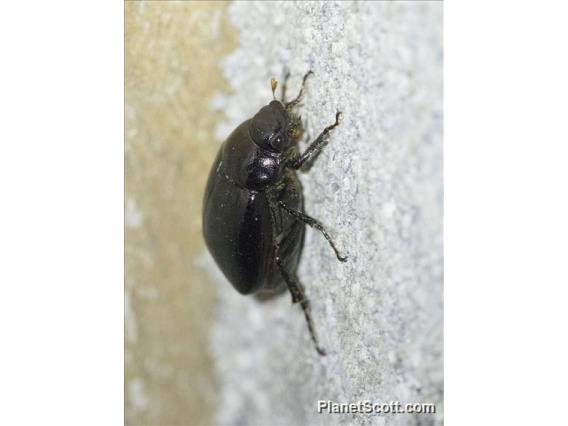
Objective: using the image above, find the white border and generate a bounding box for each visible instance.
[446,1,568,425]
[0,1,123,424]
[1,1,568,425]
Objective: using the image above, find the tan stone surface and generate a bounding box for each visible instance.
[125,2,236,424]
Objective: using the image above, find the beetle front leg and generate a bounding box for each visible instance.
[285,70,313,109]
[290,112,341,171]
[280,70,291,103]
[279,200,348,262]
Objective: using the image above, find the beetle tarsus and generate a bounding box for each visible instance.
[299,299,326,356]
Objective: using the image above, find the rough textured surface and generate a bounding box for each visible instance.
[204,2,443,425]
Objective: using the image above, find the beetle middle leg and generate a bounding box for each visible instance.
[279,200,348,262]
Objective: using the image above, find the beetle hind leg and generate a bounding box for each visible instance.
[274,253,304,304]
[274,253,326,356]
[299,299,327,356]
[268,194,326,355]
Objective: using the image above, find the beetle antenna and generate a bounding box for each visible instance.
[270,78,278,100]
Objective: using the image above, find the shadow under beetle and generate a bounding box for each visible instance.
[202,72,347,355]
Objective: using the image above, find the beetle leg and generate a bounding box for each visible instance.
[267,195,301,302]
[274,252,326,356]
[285,70,313,109]
[274,252,304,304]
[279,200,348,262]
[267,194,326,355]
[290,112,341,171]
[281,70,291,102]
[299,299,326,356]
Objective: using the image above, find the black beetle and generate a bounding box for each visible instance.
[202,72,346,355]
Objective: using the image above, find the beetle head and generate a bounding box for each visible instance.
[250,100,289,152]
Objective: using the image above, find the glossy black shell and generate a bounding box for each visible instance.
[202,118,304,294]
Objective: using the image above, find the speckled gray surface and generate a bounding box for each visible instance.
[202,2,443,425]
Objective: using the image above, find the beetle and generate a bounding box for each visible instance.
[202,71,347,355]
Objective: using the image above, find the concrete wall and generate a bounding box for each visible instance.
[206,2,443,425]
